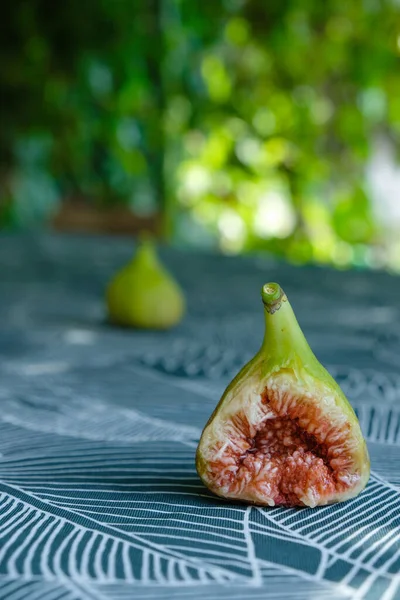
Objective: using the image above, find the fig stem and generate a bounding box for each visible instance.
[138,229,154,245]
[261,282,285,310]
[128,239,160,273]
[261,282,316,368]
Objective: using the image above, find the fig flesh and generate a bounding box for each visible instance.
[106,238,185,330]
[196,283,370,507]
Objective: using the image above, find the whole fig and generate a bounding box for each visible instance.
[106,239,185,329]
[196,283,370,507]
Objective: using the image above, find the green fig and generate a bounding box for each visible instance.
[106,239,185,329]
[196,282,370,507]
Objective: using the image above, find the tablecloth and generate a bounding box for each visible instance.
[0,234,399,600]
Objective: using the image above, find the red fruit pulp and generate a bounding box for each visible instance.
[205,388,354,506]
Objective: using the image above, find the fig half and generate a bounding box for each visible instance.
[196,283,370,507]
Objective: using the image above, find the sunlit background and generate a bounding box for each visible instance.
[1,0,400,271]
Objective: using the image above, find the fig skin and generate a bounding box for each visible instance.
[196,283,370,508]
[106,239,185,330]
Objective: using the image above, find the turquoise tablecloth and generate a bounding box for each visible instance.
[0,234,399,600]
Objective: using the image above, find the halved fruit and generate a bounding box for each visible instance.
[196,283,370,507]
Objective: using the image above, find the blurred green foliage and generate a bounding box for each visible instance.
[1,0,400,269]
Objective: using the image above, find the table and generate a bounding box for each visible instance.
[0,234,399,600]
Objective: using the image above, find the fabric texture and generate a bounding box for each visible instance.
[0,234,399,600]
